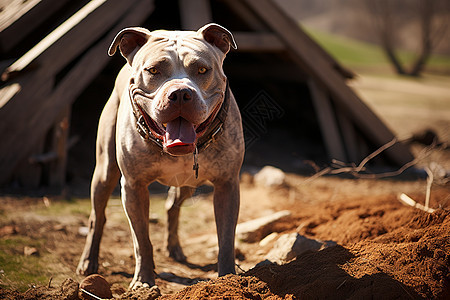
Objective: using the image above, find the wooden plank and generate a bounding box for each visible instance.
[233,32,284,52]
[179,0,212,30]
[297,24,354,79]
[225,61,308,82]
[0,0,138,135]
[225,0,352,78]
[0,0,154,185]
[47,106,71,188]
[308,79,347,162]
[226,0,267,31]
[0,0,72,53]
[243,0,414,166]
[335,105,361,163]
[0,0,41,31]
[2,0,108,78]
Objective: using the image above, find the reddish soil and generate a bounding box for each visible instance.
[0,174,449,299]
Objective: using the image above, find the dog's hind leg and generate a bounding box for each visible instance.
[77,90,121,275]
[165,186,195,262]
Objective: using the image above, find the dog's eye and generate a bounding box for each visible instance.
[147,67,159,75]
[198,67,208,74]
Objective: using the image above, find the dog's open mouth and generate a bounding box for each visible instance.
[143,102,222,156]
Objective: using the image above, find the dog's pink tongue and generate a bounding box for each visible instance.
[164,117,196,147]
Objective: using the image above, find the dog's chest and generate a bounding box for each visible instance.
[156,157,203,187]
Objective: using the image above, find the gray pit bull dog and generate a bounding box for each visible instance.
[76,23,244,290]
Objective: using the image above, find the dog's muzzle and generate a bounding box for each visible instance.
[128,80,230,157]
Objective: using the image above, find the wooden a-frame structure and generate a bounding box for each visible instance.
[0,0,414,189]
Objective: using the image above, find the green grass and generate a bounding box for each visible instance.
[34,198,91,218]
[0,237,49,292]
[303,27,450,73]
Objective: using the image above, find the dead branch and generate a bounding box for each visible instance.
[398,193,436,213]
[303,137,445,184]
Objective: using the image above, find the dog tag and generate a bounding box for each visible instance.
[193,147,199,179]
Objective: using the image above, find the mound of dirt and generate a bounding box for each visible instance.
[158,209,448,300]
[159,274,294,300]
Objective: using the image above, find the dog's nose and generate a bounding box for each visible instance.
[168,88,193,102]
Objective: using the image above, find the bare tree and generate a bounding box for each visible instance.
[366,0,449,76]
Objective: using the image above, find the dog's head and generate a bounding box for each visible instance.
[109,24,236,156]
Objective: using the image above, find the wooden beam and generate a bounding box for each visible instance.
[233,32,284,52]
[2,0,110,79]
[226,0,268,31]
[179,0,212,30]
[47,106,71,188]
[0,0,154,185]
[225,61,308,82]
[0,0,72,54]
[0,0,136,157]
[243,0,414,166]
[308,79,347,162]
[335,105,361,163]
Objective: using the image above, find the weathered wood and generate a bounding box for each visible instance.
[0,82,20,108]
[47,106,71,188]
[2,0,110,79]
[226,0,352,78]
[0,0,134,178]
[298,24,355,79]
[0,0,41,31]
[0,0,154,185]
[233,32,284,52]
[0,0,72,54]
[225,61,308,82]
[243,0,414,166]
[308,79,347,162]
[336,105,361,163]
[179,0,212,30]
[226,0,267,31]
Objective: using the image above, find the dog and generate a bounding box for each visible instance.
[76,23,244,290]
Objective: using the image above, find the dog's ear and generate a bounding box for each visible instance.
[198,23,237,54]
[108,27,151,65]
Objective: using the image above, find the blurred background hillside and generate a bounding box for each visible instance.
[277,0,450,74]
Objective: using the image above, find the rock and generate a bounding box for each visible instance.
[236,210,291,243]
[78,226,89,237]
[259,232,279,247]
[24,246,39,256]
[254,166,286,187]
[79,274,112,300]
[266,233,336,263]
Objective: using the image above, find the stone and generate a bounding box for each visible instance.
[266,233,336,263]
[236,210,291,243]
[254,166,286,187]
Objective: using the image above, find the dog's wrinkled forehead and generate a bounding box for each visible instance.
[137,30,224,66]
[109,24,236,68]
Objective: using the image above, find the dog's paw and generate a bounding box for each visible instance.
[76,259,98,276]
[168,244,187,262]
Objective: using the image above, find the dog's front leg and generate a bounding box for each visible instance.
[121,177,156,289]
[213,177,240,276]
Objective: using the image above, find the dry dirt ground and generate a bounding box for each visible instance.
[0,173,449,299]
[0,74,449,299]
